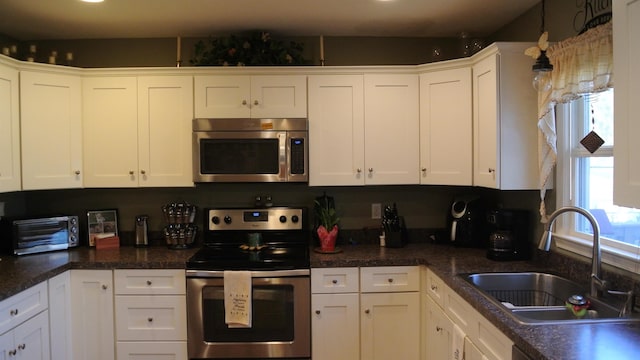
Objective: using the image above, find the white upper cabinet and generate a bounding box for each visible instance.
[0,62,21,193]
[308,75,365,186]
[194,74,307,118]
[308,73,419,186]
[472,43,538,190]
[419,67,472,185]
[83,76,138,187]
[613,0,640,208]
[364,74,420,185]
[83,75,193,188]
[20,70,83,190]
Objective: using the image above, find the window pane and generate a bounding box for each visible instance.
[574,91,640,247]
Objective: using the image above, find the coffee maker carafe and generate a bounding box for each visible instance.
[486,209,530,261]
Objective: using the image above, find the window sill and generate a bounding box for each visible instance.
[553,233,640,275]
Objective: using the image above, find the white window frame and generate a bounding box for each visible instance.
[555,100,640,274]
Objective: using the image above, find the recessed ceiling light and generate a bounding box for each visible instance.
[81,0,104,3]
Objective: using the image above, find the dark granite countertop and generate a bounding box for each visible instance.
[1,243,639,360]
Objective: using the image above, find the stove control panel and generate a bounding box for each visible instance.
[207,207,303,231]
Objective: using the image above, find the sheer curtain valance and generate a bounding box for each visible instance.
[537,21,613,221]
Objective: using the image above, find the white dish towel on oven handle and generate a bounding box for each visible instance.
[224,270,252,328]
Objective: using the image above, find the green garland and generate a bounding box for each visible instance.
[191,31,307,66]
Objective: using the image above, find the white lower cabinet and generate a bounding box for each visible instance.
[425,269,513,360]
[0,310,50,360]
[114,269,187,359]
[311,266,421,360]
[0,281,50,360]
[48,272,72,360]
[70,270,115,360]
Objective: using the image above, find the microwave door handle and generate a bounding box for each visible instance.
[279,133,287,181]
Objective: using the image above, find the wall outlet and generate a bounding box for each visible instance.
[371,203,382,219]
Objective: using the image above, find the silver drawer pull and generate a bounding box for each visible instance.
[148,317,153,322]
[364,309,370,314]
[147,280,152,286]
[10,309,18,316]
[102,284,108,290]
[315,310,321,315]
[388,278,394,283]
[17,344,25,351]
[332,279,338,284]
[431,285,438,291]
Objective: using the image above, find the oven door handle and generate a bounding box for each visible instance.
[186,269,310,278]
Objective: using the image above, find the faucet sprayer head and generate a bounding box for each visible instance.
[538,229,552,251]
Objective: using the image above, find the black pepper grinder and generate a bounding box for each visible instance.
[135,215,149,247]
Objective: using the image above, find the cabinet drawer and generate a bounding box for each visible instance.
[360,266,420,293]
[425,269,446,308]
[116,341,187,360]
[115,295,187,341]
[114,269,185,295]
[0,281,48,335]
[311,268,359,293]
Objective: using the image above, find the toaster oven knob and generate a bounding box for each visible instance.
[279,215,287,223]
[291,215,299,223]
[211,216,220,225]
[224,216,232,224]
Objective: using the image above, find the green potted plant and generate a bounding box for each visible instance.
[314,199,340,252]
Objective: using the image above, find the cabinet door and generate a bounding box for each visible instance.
[194,75,251,118]
[83,76,138,187]
[364,74,420,185]
[0,63,20,193]
[311,293,360,360]
[13,310,50,360]
[613,0,640,207]
[70,270,115,360]
[20,71,82,190]
[138,76,194,187]
[472,55,499,188]
[49,271,72,360]
[425,296,452,360]
[308,75,365,186]
[0,330,11,360]
[420,68,472,185]
[250,75,307,118]
[361,292,420,360]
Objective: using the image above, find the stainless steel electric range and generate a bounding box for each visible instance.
[186,207,311,360]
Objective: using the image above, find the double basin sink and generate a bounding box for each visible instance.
[460,272,639,325]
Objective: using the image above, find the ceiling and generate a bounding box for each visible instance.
[0,0,539,41]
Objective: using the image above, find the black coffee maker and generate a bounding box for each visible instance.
[486,209,531,261]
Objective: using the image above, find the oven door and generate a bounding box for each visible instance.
[186,270,310,359]
[193,130,287,183]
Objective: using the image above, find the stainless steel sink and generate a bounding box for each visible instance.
[460,272,640,325]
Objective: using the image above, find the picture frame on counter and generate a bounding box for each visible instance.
[87,209,119,247]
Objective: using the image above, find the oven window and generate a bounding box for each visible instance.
[202,285,295,342]
[200,139,280,174]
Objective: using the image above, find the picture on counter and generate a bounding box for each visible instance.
[87,209,119,247]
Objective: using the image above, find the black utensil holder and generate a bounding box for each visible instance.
[385,228,407,248]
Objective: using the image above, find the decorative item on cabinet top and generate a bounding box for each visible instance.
[191,31,307,66]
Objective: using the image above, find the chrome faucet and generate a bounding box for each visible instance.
[538,206,606,297]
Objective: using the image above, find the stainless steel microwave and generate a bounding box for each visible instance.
[1,215,80,255]
[192,118,308,183]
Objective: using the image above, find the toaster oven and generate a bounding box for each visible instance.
[0,215,80,255]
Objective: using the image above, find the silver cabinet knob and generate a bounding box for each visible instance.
[148,317,153,322]
[8,349,16,356]
[74,170,81,175]
[368,168,373,173]
[315,310,321,315]
[364,309,370,314]
[332,279,338,284]
[10,309,18,316]
[17,344,25,350]
[253,100,259,106]
[436,326,443,332]
[242,100,247,105]
[140,170,146,175]
[387,278,394,283]
[102,284,108,290]
[488,168,495,173]
[431,285,438,291]
[421,168,427,172]
[356,168,362,173]
[129,170,135,175]
[147,280,152,286]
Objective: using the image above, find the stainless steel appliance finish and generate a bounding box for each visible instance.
[0,215,80,255]
[186,207,310,359]
[134,214,149,247]
[192,118,308,183]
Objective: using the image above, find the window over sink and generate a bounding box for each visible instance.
[556,88,640,274]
